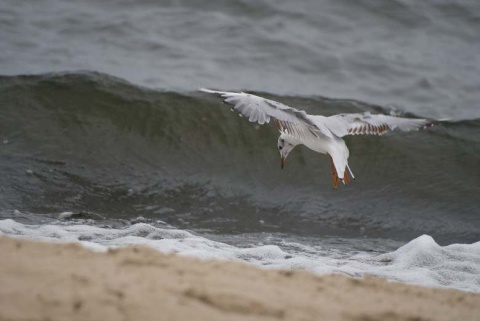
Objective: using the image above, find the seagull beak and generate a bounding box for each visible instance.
[281,156,285,169]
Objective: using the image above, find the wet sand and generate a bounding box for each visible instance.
[0,236,479,321]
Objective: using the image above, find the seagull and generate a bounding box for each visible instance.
[200,88,431,188]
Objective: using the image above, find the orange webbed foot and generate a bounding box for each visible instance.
[343,170,351,185]
[329,155,339,189]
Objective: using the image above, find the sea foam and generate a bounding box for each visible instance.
[1,219,479,292]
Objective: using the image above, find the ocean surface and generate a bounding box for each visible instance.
[1,0,479,292]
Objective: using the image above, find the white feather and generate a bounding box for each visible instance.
[199,88,333,139]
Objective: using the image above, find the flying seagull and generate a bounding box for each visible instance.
[200,88,430,188]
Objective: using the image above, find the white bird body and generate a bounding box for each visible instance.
[279,127,351,182]
[200,88,430,188]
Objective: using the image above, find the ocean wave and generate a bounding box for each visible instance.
[0,72,479,243]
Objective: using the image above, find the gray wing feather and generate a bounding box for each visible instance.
[313,112,430,137]
[200,88,331,138]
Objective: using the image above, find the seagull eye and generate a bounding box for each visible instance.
[278,146,283,150]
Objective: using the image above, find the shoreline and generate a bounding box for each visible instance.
[1,236,479,321]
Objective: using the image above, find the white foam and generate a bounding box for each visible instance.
[1,219,479,292]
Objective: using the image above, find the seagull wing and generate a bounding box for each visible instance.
[200,88,333,138]
[311,112,431,137]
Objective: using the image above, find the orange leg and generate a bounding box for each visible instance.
[344,170,351,185]
[329,155,339,189]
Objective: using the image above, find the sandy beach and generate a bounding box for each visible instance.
[0,236,479,321]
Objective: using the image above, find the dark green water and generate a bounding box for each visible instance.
[1,72,479,244]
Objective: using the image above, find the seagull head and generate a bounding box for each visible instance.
[277,133,297,169]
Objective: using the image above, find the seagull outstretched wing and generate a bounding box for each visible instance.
[200,88,333,139]
[311,113,431,137]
